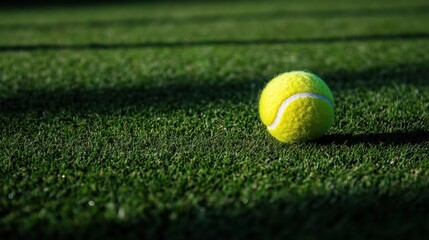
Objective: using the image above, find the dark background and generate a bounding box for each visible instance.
[1,0,212,8]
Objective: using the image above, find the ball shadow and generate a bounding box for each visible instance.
[316,130,429,146]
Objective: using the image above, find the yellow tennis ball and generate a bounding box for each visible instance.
[259,71,334,143]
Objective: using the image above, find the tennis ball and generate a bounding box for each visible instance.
[259,71,334,143]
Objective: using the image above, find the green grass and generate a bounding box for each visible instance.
[1,0,429,239]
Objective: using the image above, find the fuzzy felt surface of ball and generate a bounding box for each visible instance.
[259,71,334,143]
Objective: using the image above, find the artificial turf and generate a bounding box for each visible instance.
[1,0,429,239]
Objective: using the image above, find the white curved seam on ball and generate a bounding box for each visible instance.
[267,93,334,130]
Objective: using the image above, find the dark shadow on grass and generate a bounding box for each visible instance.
[0,61,428,115]
[1,32,429,52]
[1,5,429,30]
[3,185,429,239]
[316,130,429,146]
[0,82,263,115]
